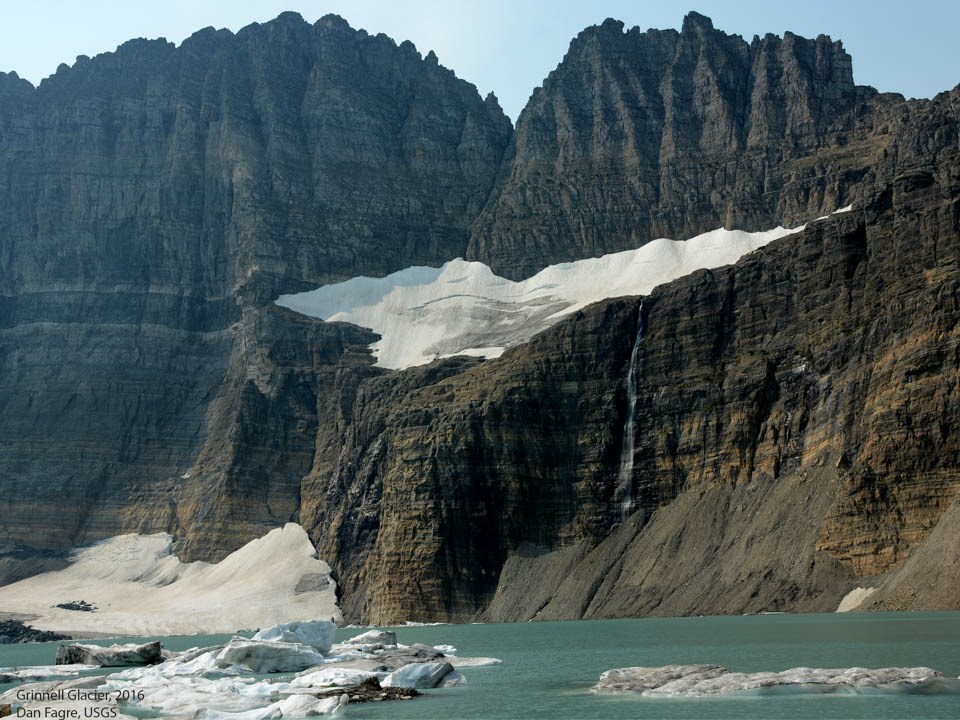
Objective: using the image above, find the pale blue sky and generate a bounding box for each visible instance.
[1,1,957,121]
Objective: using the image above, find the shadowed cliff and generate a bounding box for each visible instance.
[0,12,511,564]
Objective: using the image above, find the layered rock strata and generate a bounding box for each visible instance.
[301,300,639,622]
[0,12,510,566]
[468,12,941,279]
[306,124,960,621]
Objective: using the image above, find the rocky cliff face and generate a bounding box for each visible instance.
[468,13,912,279]
[303,104,960,622]
[307,100,959,620]
[295,72,960,622]
[0,12,510,566]
[1,12,958,622]
[300,301,638,623]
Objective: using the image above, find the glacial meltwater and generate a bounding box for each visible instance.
[615,299,643,520]
[2,612,959,719]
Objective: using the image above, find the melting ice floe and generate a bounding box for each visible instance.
[591,664,960,696]
[1,621,501,720]
[276,226,803,369]
[0,524,339,635]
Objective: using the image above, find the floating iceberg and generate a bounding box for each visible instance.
[3,622,502,720]
[336,628,397,651]
[56,641,162,667]
[381,661,455,689]
[212,639,329,674]
[252,620,337,654]
[0,665,99,683]
[591,664,960,696]
[290,667,380,689]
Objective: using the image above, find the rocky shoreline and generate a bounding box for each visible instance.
[0,620,68,644]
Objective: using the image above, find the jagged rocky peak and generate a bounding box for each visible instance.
[682,10,713,30]
[467,11,885,279]
[0,10,513,304]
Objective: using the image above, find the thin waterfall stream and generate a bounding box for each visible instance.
[616,300,643,519]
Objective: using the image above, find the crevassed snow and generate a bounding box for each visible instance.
[0,524,340,636]
[276,226,802,369]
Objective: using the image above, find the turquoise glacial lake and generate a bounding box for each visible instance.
[2,612,959,719]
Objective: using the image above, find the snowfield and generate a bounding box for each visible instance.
[0,524,340,636]
[277,226,804,369]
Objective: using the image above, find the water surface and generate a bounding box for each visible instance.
[2,612,958,719]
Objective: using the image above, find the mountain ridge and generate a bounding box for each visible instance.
[466,11,927,279]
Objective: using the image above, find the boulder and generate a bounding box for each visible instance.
[313,676,420,703]
[0,620,68,644]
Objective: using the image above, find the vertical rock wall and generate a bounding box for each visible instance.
[0,13,511,563]
[468,13,910,279]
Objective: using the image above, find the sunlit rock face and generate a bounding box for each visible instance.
[306,171,960,624]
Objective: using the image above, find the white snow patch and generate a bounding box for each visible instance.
[0,524,340,635]
[276,226,802,369]
[817,205,855,220]
[836,586,877,612]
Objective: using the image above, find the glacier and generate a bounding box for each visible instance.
[276,226,805,370]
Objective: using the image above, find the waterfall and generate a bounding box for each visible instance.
[616,300,643,518]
